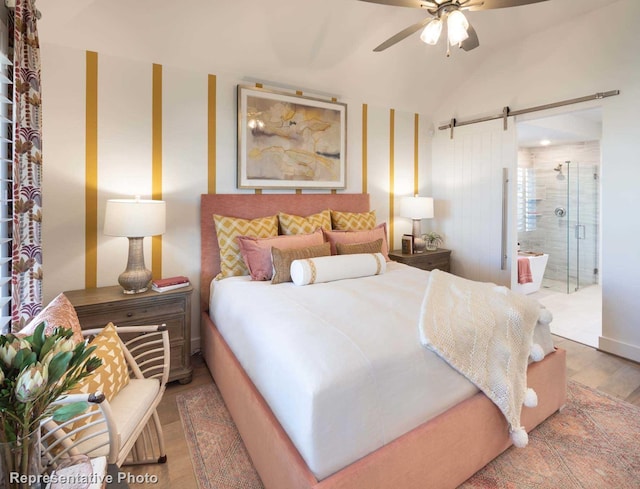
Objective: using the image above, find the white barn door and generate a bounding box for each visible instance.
[431,118,517,286]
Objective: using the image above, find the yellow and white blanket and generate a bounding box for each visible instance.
[418,269,546,447]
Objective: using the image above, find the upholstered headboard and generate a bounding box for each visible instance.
[200,193,370,309]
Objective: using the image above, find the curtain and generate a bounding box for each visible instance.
[11,0,42,331]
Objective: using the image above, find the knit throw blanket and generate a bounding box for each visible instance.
[418,270,544,447]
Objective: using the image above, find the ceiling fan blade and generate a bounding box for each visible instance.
[464,0,548,11]
[460,23,479,51]
[373,17,433,52]
[358,0,435,9]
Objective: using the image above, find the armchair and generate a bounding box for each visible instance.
[40,324,170,468]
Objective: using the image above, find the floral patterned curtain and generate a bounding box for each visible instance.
[11,0,42,331]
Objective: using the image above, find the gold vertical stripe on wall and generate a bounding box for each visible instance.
[362,104,368,194]
[85,51,98,289]
[208,74,217,194]
[414,113,419,196]
[389,109,395,251]
[151,63,163,280]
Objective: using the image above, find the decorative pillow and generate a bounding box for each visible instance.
[323,223,391,261]
[271,242,331,285]
[70,322,129,402]
[279,210,331,235]
[213,214,278,279]
[290,253,386,286]
[330,210,376,231]
[336,238,383,255]
[17,293,84,344]
[237,229,325,281]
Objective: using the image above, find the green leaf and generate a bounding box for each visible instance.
[48,351,73,383]
[13,349,36,370]
[31,322,46,354]
[52,401,89,423]
[40,335,58,360]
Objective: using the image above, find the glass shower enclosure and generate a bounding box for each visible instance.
[517,158,599,294]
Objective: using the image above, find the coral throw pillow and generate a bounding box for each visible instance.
[213,214,278,279]
[238,229,325,281]
[323,223,390,261]
[18,293,84,344]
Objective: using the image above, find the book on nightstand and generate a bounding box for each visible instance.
[151,276,190,293]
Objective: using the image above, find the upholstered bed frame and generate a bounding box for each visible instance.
[200,193,567,489]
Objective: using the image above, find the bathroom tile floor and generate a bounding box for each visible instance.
[530,284,602,348]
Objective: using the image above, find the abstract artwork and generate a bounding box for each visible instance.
[238,85,347,189]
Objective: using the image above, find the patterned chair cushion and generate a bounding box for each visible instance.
[18,293,84,344]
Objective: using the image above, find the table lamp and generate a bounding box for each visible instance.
[104,197,166,294]
[400,195,434,253]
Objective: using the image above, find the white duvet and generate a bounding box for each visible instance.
[209,262,555,480]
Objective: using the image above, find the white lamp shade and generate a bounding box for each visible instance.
[104,199,166,237]
[400,196,434,220]
[420,18,442,45]
[447,10,469,46]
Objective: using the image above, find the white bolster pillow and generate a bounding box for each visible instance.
[290,253,386,286]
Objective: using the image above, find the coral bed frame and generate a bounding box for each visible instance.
[200,193,567,489]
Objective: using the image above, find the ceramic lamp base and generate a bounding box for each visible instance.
[118,237,152,294]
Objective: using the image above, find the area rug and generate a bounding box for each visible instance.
[177,380,640,489]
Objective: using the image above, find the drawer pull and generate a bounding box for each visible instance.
[126,312,133,318]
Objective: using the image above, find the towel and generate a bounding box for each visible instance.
[418,270,544,447]
[518,257,533,284]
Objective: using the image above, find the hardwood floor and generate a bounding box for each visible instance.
[125,337,640,487]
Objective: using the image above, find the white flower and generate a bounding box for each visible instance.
[0,338,30,368]
[15,362,49,403]
[41,337,76,366]
[0,368,4,384]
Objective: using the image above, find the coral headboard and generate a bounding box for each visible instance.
[200,193,370,309]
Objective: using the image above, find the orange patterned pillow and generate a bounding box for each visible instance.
[330,210,376,231]
[278,210,331,235]
[18,293,84,344]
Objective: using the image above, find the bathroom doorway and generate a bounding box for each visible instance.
[516,108,602,347]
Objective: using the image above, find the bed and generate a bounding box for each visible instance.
[200,193,567,489]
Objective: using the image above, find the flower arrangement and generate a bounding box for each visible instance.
[0,323,101,486]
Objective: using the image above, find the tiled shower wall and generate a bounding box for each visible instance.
[518,141,600,290]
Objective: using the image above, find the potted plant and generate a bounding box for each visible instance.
[423,232,443,251]
[0,324,101,488]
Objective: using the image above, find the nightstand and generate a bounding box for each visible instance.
[388,248,451,272]
[64,284,193,384]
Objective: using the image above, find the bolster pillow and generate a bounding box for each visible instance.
[290,253,386,286]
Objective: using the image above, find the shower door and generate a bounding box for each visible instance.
[566,162,599,293]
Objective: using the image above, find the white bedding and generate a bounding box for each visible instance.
[209,262,555,480]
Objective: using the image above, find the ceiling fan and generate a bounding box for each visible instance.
[359,0,548,56]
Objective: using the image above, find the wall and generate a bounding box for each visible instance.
[40,45,430,351]
[432,0,640,361]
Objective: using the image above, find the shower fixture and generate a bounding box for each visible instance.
[553,163,563,172]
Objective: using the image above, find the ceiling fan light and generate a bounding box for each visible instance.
[447,10,469,46]
[420,18,442,45]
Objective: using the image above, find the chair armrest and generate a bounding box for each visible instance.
[117,324,170,386]
[41,392,118,467]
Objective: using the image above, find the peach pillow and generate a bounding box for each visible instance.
[323,223,390,261]
[18,293,84,344]
[237,229,324,281]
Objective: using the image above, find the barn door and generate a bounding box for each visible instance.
[431,118,517,286]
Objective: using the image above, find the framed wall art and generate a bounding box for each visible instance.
[237,85,347,189]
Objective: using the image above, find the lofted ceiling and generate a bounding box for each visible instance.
[36,0,619,115]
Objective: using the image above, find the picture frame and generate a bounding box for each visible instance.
[237,85,347,189]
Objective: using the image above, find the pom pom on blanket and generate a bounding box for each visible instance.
[524,387,538,408]
[530,343,545,362]
[538,308,553,325]
[511,427,529,448]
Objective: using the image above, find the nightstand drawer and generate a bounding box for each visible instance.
[75,297,187,329]
[389,249,451,272]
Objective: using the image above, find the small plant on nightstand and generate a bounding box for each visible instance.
[423,232,443,251]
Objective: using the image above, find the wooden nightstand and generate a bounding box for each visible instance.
[388,248,451,272]
[64,284,193,384]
